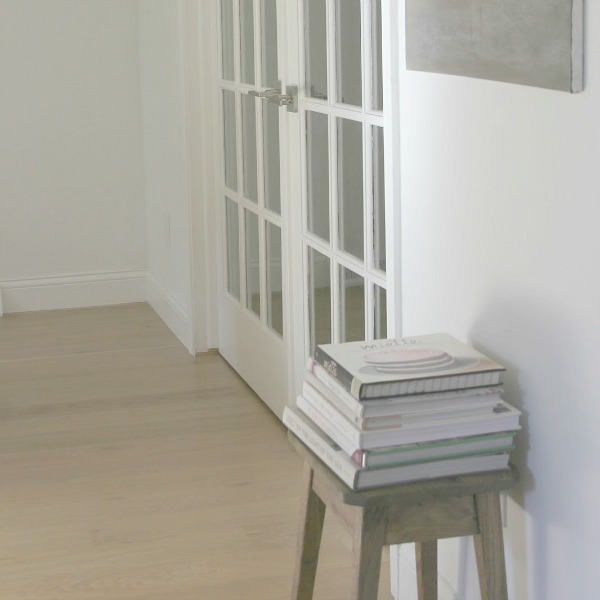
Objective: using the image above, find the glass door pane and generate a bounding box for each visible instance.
[339,266,365,342]
[304,0,328,100]
[307,246,331,353]
[371,0,383,111]
[372,124,385,271]
[337,117,364,260]
[261,0,279,89]
[225,197,240,299]
[373,283,387,339]
[266,222,283,336]
[245,209,260,317]
[335,0,362,106]
[242,94,258,202]
[222,90,238,191]
[220,0,235,81]
[240,0,255,84]
[263,101,281,214]
[306,111,330,241]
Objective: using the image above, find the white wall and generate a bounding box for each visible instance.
[397,4,600,600]
[0,0,148,311]
[137,0,193,349]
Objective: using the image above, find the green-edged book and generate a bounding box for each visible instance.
[284,406,511,490]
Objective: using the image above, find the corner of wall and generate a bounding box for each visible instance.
[146,273,194,353]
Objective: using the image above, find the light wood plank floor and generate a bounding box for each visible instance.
[0,303,392,600]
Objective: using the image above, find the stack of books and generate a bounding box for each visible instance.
[283,333,520,490]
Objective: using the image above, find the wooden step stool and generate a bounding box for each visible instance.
[289,434,519,600]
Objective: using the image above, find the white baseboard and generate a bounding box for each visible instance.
[145,274,194,353]
[0,271,147,314]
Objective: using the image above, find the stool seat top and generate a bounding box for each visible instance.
[289,433,519,507]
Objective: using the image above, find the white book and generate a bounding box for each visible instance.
[308,359,503,419]
[313,333,506,400]
[283,407,510,491]
[296,393,520,450]
[303,377,498,430]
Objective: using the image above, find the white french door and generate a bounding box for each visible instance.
[213,0,400,418]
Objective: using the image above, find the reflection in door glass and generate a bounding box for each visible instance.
[371,0,383,111]
[261,0,279,89]
[220,0,235,81]
[222,90,238,191]
[242,94,258,203]
[306,111,330,242]
[338,118,364,260]
[266,222,284,337]
[339,266,365,342]
[374,284,387,339]
[225,197,240,300]
[372,125,386,271]
[240,0,255,84]
[305,0,328,100]
[307,245,331,353]
[263,100,281,215]
[336,0,362,106]
[245,210,261,317]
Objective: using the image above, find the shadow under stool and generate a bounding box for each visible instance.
[289,434,519,600]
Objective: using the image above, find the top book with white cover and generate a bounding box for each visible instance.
[313,333,506,400]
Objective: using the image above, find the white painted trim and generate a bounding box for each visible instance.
[146,273,193,352]
[0,271,147,314]
[175,0,220,354]
[382,0,403,339]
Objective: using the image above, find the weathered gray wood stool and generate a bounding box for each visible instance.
[289,434,519,600]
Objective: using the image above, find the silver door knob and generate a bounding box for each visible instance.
[248,86,298,113]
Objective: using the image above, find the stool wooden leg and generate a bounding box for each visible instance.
[291,464,326,600]
[473,491,508,600]
[350,505,386,600]
[416,541,438,600]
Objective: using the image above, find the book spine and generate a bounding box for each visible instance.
[313,345,362,399]
[295,395,360,454]
[360,404,494,430]
[365,371,502,399]
[309,361,364,418]
[283,408,358,488]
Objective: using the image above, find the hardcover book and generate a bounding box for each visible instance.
[296,393,520,450]
[313,333,506,400]
[284,407,511,490]
[305,366,503,425]
[302,379,498,431]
